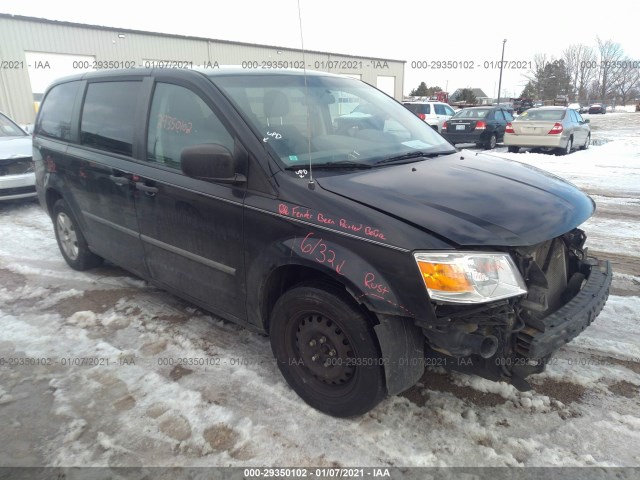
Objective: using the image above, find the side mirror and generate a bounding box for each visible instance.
[584,119,590,124]
[180,144,246,184]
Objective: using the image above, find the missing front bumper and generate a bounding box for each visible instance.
[515,258,612,360]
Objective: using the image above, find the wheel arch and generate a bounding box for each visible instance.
[45,187,63,217]
[255,252,427,396]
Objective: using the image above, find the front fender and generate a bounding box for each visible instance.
[246,231,433,331]
[246,234,428,395]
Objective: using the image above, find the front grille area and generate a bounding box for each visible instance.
[512,229,591,357]
[531,238,568,314]
[0,157,34,176]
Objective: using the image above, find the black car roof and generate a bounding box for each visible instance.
[45,67,348,89]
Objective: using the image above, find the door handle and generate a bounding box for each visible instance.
[109,175,131,185]
[135,182,159,194]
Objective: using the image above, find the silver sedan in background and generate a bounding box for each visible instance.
[504,106,591,155]
[0,112,35,201]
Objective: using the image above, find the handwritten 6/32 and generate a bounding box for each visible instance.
[298,232,346,274]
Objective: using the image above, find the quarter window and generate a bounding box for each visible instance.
[434,104,447,115]
[81,82,140,156]
[36,81,80,141]
[146,83,234,169]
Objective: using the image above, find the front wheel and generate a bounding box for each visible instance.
[269,283,386,417]
[52,199,103,270]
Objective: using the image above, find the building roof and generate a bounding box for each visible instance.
[0,13,405,64]
[451,88,489,100]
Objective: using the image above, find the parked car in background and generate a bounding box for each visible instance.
[402,100,455,132]
[580,105,590,114]
[441,106,513,149]
[534,101,544,107]
[504,106,591,154]
[588,103,606,114]
[516,99,534,114]
[553,95,569,106]
[0,111,35,201]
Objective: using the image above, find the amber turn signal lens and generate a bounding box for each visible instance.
[417,261,473,292]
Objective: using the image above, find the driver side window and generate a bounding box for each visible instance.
[147,83,234,169]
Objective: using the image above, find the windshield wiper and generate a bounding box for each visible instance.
[375,150,456,165]
[285,160,372,170]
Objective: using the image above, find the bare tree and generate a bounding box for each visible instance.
[595,37,625,102]
[614,58,640,105]
[524,54,571,100]
[563,44,596,103]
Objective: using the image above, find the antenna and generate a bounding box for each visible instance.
[296,0,314,188]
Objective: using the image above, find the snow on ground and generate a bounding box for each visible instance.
[1,113,639,468]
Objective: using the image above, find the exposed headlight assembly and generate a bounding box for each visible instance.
[414,252,527,304]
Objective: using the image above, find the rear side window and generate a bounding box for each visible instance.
[434,104,447,115]
[80,81,140,156]
[570,110,581,123]
[404,103,430,115]
[146,83,234,169]
[36,81,80,141]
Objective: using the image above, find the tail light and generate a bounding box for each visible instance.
[443,121,448,129]
[417,113,426,120]
[548,122,563,134]
[475,121,486,130]
[505,122,514,134]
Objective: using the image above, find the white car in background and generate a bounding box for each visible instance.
[402,100,455,132]
[0,112,35,201]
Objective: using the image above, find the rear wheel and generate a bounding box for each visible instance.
[507,146,520,153]
[269,283,386,417]
[52,199,103,270]
[485,133,497,150]
[580,134,590,150]
[557,137,572,155]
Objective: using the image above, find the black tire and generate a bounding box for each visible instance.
[557,137,572,156]
[580,134,590,150]
[52,199,103,271]
[485,133,497,150]
[507,146,520,153]
[269,283,386,417]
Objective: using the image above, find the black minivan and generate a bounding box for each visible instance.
[34,68,611,417]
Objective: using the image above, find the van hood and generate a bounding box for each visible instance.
[315,152,595,247]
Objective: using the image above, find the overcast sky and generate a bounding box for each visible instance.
[4,0,639,98]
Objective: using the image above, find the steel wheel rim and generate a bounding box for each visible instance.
[56,212,79,260]
[294,313,355,385]
[490,135,496,149]
[585,136,590,149]
[566,139,572,154]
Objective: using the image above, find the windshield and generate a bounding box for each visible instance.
[0,113,27,137]
[453,109,491,119]
[210,74,453,167]
[516,109,566,121]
